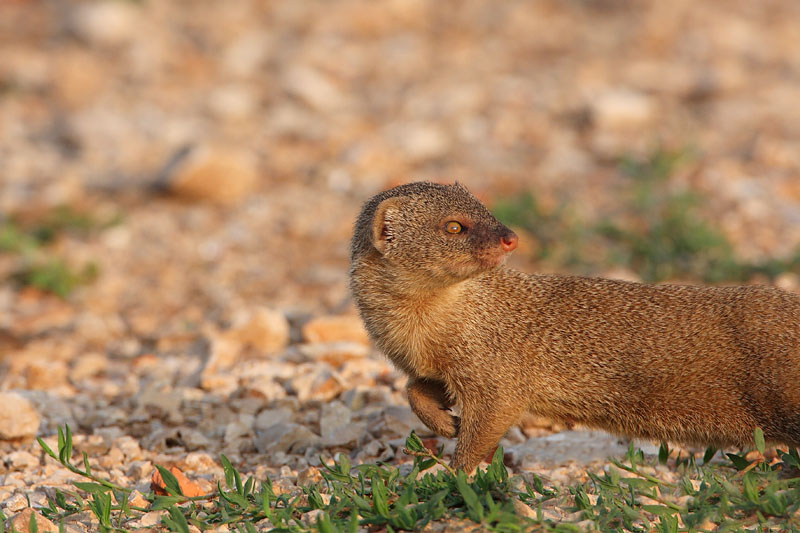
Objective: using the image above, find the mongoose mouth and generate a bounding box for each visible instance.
[442,253,506,279]
[475,248,513,269]
[477,230,518,268]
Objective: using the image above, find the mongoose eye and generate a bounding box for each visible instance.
[445,221,463,234]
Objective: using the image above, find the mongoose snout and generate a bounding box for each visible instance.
[349,181,800,474]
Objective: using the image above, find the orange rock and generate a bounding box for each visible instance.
[132,353,159,370]
[25,359,68,389]
[53,48,106,110]
[0,392,41,440]
[8,509,58,533]
[231,307,290,354]
[168,146,259,206]
[301,342,369,367]
[302,315,369,345]
[151,466,205,497]
[297,466,323,485]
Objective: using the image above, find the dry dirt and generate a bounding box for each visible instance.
[2,0,800,530]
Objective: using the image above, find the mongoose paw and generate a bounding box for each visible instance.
[439,412,459,439]
[451,415,461,438]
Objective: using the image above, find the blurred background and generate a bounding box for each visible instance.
[3,0,800,313]
[2,0,800,469]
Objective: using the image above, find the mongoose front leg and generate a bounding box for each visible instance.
[451,399,521,474]
[406,378,458,438]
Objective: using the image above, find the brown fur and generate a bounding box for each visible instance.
[349,181,800,473]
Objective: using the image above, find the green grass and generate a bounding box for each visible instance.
[5,426,800,532]
[493,148,800,283]
[11,259,99,299]
[0,205,114,297]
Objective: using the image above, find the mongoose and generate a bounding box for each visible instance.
[349,181,800,473]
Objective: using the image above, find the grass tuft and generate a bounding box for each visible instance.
[0,205,115,297]
[17,426,800,531]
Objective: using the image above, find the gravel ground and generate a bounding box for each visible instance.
[2,1,800,530]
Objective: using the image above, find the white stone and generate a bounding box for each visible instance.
[136,510,167,528]
[591,89,656,130]
[320,401,351,441]
[184,452,218,474]
[254,408,293,431]
[284,66,348,112]
[224,420,252,444]
[4,451,39,470]
[208,84,259,120]
[2,493,28,513]
[318,402,368,448]
[223,32,271,78]
[391,122,451,161]
[376,405,429,438]
[302,509,325,527]
[72,2,141,46]
[289,364,345,402]
[244,377,287,402]
[114,436,143,461]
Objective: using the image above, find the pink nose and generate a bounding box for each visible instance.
[500,232,518,252]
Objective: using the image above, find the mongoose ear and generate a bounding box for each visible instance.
[371,197,403,255]
[453,181,470,193]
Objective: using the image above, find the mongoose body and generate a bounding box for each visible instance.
[349,181,800,473]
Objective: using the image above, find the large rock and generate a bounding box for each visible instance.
[319,401,366,447]
[373,405,429,438]
[168,146,259,206]
[24,359,69,390]
[0,393,40,440]
[320,401,351,439]
[5,451,39,470]
[255,423,319,455]
[7,509,58,533]
[254,407,293,431]
[507,430,660,467]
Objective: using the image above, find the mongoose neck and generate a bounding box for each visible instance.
[350,254,469,377]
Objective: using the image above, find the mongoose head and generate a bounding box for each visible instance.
[351,182,518,286]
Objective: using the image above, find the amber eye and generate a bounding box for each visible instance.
[445,221,463,234]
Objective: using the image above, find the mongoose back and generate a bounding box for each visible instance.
[349,181,800,473]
